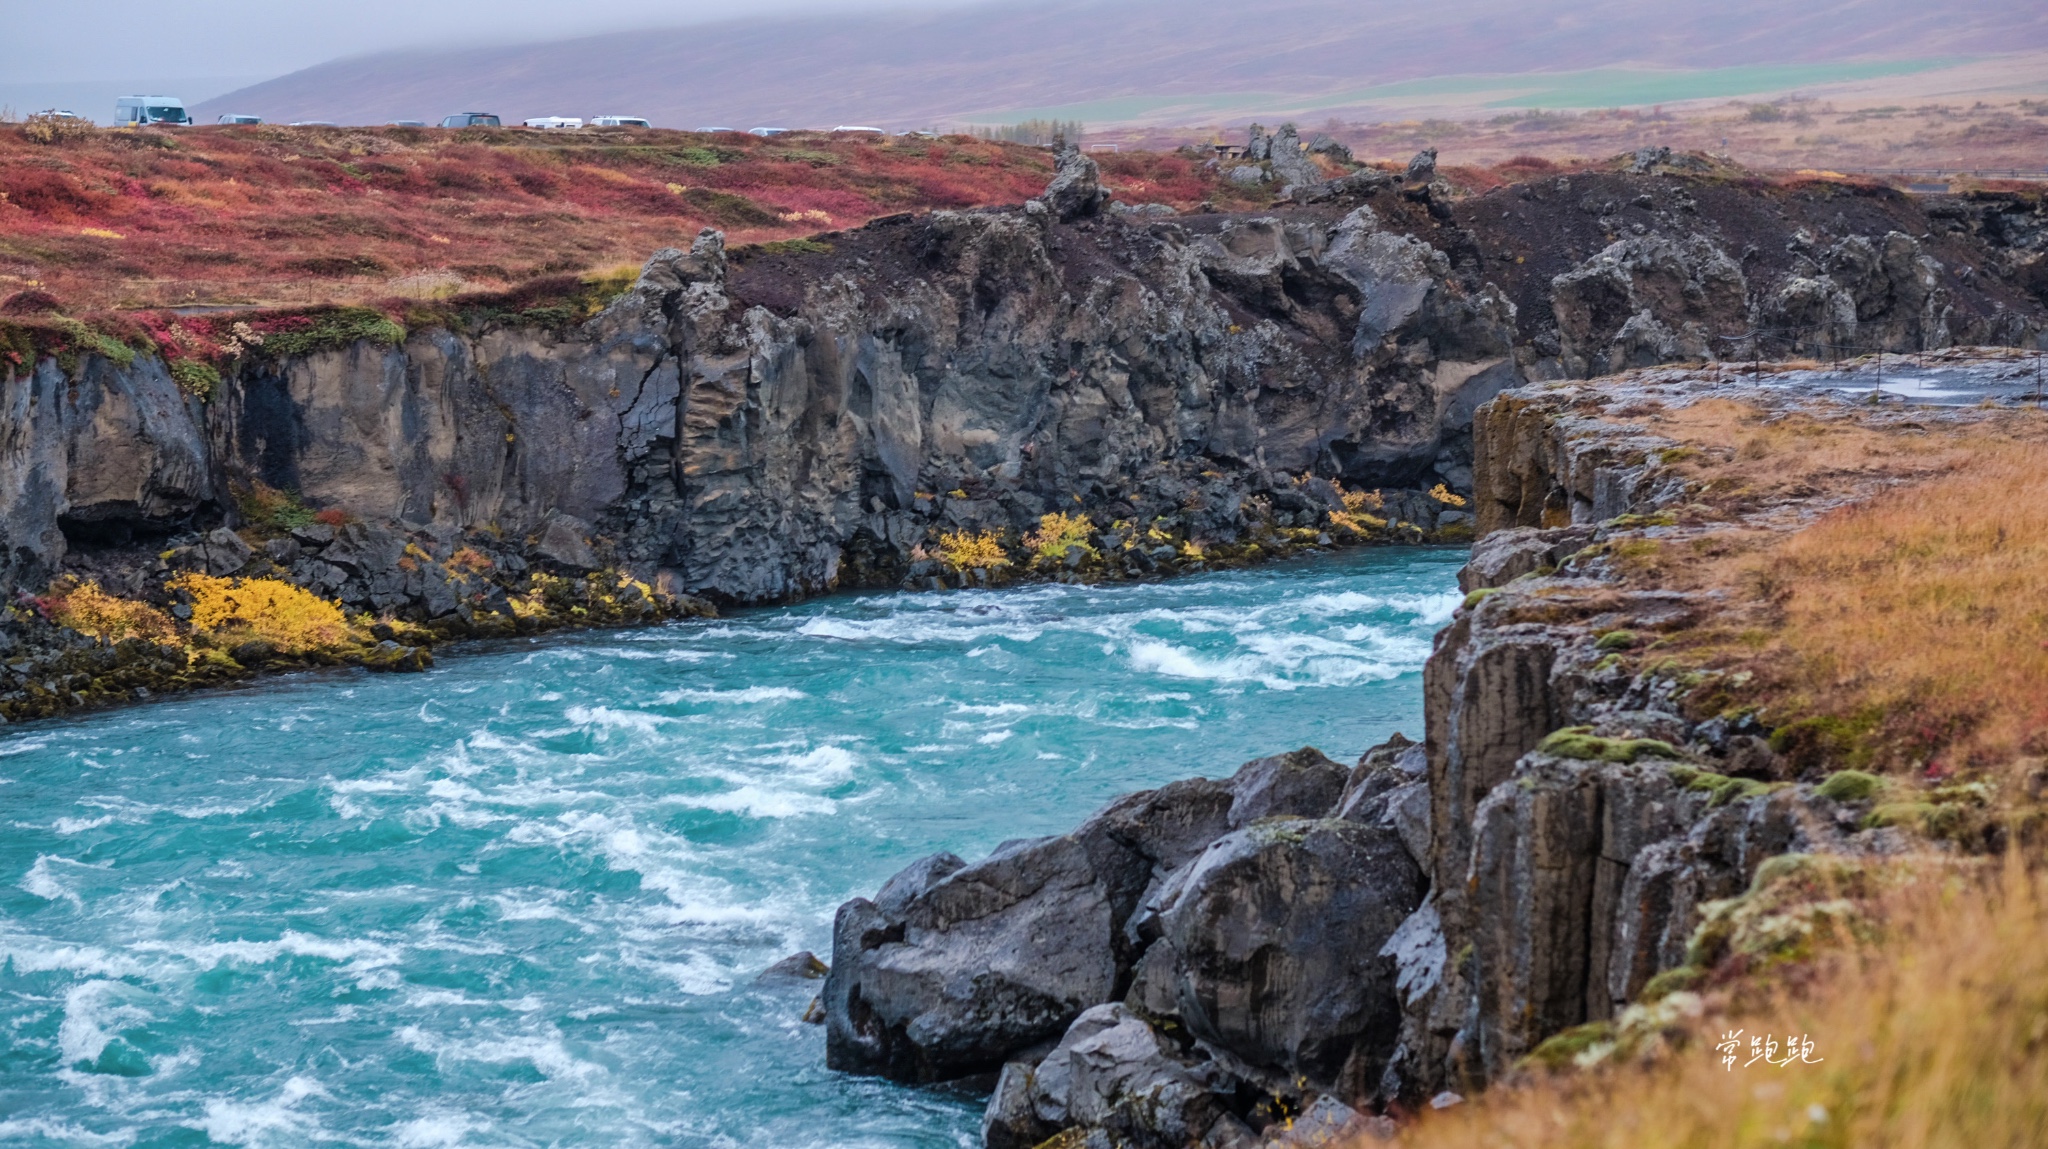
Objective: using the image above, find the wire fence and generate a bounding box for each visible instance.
[1701,326,2048,404]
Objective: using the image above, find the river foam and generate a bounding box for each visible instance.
[0,546,1462,1148]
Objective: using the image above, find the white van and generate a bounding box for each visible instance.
[523,117,582,130]
[592,116,652,128]
[114,96,191,126]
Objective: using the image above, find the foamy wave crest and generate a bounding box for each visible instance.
[57,979,152,1069]
[397,1024,600,1080]
[796,610,1044,645]
[674,786,836,818]
[767,745,860,783]
[136,930,403,980]
[20,854,100,907]
[0,1119,130,1146]
[1296,589,1462,625]
[393,1112,480,1149]
[562,705,672,733]
[1128,630,1407,691]
[194,1075,331,1145]
[659,685,807,705]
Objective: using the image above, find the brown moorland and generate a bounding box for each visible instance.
[1574,369,2048,774]
[1107,98,2048,180]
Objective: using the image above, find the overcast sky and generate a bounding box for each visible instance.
[0,0,972,84]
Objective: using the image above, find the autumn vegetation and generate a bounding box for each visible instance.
[1588,384,2048,774]
[0,121,1267,313]
[1390,857,2048,1149]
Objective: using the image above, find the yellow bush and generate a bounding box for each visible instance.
[1430,482,1469,507]
[936,529,1011,571]
[1024,512,1097,563]
[44,580,180,644]
[167,573,356,653]
[1326,483,1388,535]
[1339,484,1383,513]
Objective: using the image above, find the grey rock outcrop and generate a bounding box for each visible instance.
[1042,146,1110,222]
[1160,817,1425,1091]
[984,1003,1228,1149]
[825,749,1360,1082]
[1550,233,1749,375]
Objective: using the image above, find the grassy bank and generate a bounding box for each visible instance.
[1395,857,2048,1148]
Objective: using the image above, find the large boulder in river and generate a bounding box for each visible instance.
[1157,817,1427,1092]
[824,832,1128,1081]
[823,748,1351,1082]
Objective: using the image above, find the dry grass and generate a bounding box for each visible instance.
[1102,98,2048,177]
[1598,398,2048,770]
[1389,857,2048,1149]
[1760,444,2048,767]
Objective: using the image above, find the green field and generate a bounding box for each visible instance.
[962,57,1968,127]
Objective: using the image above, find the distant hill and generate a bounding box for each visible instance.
[195,0,2048,130]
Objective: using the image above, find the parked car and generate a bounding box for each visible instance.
[694,125,735,133]
[439,112,501,128]
[591,116,651,128]
[289,121,338,127]
[389,120,427,127]
[748,127,789,137]
[114,96,190,126]
[217,113,262,125]
[832,125,885,135]
[523,116,582,130]
[37,109,85,120]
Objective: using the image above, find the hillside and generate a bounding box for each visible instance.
[0,122,1257,311]
[192,0,2048,131]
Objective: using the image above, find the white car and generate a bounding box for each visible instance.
[523,117,582,130]
[114,96,190,126]
[592,116,652,128]
[748,127,789,137]
[217,114,262,125]
[833,126,885,134]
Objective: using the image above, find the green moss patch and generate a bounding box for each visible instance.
[1540,726,1681,763]
[1522,1021,1617,1071]
[1816,769,1884,803]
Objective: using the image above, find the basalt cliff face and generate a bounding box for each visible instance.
[820,356,2028,1146]
[1,153,2045,714]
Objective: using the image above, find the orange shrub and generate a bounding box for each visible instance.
[42,579,180,644]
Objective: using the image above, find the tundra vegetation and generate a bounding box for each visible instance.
[0,121,1269,310]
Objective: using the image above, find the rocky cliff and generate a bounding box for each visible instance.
[816,353,2032,1145]
[2,151,2045,717]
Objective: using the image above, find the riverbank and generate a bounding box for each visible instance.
[814,354,2048,1147]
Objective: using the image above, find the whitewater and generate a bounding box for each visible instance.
[0,547,1463,1148]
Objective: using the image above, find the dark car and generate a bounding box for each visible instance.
[439,112,501,128]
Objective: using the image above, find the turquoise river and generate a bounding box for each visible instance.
[0,547,1463,1148]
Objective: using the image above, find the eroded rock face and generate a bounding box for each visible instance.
[8,159,2044,617]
